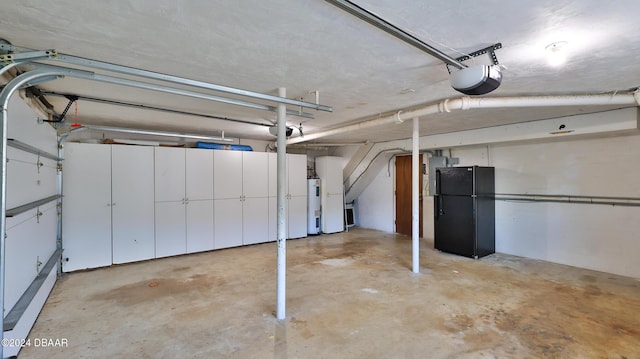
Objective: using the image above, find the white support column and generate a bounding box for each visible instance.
[276,88,287,320]
[412,117,420,273]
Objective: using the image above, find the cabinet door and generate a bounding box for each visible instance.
[322,193,345,234]
[112,145,155,264]
[214,198,243,249]
[243,151,269,198]
[213,151,243,199]
[243,197,269,245]
[288,154,307,197]
[288,195,308,239]
[268,197,278,242]
[268,153,277,197]
[186,199,214,253]
[155,147,185,202]
[155,201,186,258]
[186,148,214,200]
[62,143,112,271]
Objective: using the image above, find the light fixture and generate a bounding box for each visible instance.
[545,41,568,67]
[269,125,293,137]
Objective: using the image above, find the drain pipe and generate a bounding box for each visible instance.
[286,92,640,145]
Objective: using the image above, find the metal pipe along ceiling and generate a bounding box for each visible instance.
[286,92,640,145]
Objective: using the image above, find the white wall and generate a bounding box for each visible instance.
[355,154,433,236]
[485,135,640,278]
[353,115,640,278]
[356,161,395,232]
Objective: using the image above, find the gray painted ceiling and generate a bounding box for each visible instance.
[1,0,639,143]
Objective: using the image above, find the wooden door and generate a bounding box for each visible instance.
[395,155,423,237]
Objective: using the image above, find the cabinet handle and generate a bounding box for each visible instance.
[107,203,111,207]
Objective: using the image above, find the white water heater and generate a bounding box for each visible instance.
[307,178,321,234]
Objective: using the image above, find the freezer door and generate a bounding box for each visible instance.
[474,166,495,196]
[434,195,475,258]
[436,167,474,196]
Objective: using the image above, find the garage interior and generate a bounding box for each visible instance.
[1,1,640,358]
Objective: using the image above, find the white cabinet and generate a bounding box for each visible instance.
[288,154,308,238]
[243,197,269,245]
[155,201,186,257]
[185,149,214,253]
[155,147,186,202]
[154,147,187,258]
[268,153,308,240]
[242,152,269,245]
[63,143,155,269]
[111,145,155,264]
[155,147,215,257]
[213,151,270,248]
[186,200,214,253]
[62,143,112,271]
[213,150,243,249]
[316,156,344,234]
[63,144,291,270]
[213,198,242,248]
[214,150,243,199]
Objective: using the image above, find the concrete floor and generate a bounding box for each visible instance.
[20,228,640,358]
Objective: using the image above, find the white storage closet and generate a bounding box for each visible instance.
[62,143,156,271]
[154,147,215,257]
[113,145,155,263]
[268,153,308,240]
[62,143,307,271]
[213,150,270,248]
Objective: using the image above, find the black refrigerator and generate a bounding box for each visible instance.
[434,166,495,259]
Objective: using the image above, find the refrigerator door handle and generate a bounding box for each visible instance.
[438,195,444,216]
[435,169,441,195]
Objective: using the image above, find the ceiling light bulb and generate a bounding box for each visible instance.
[545,41,568,67]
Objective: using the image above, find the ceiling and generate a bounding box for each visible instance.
[1,0,639,144]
